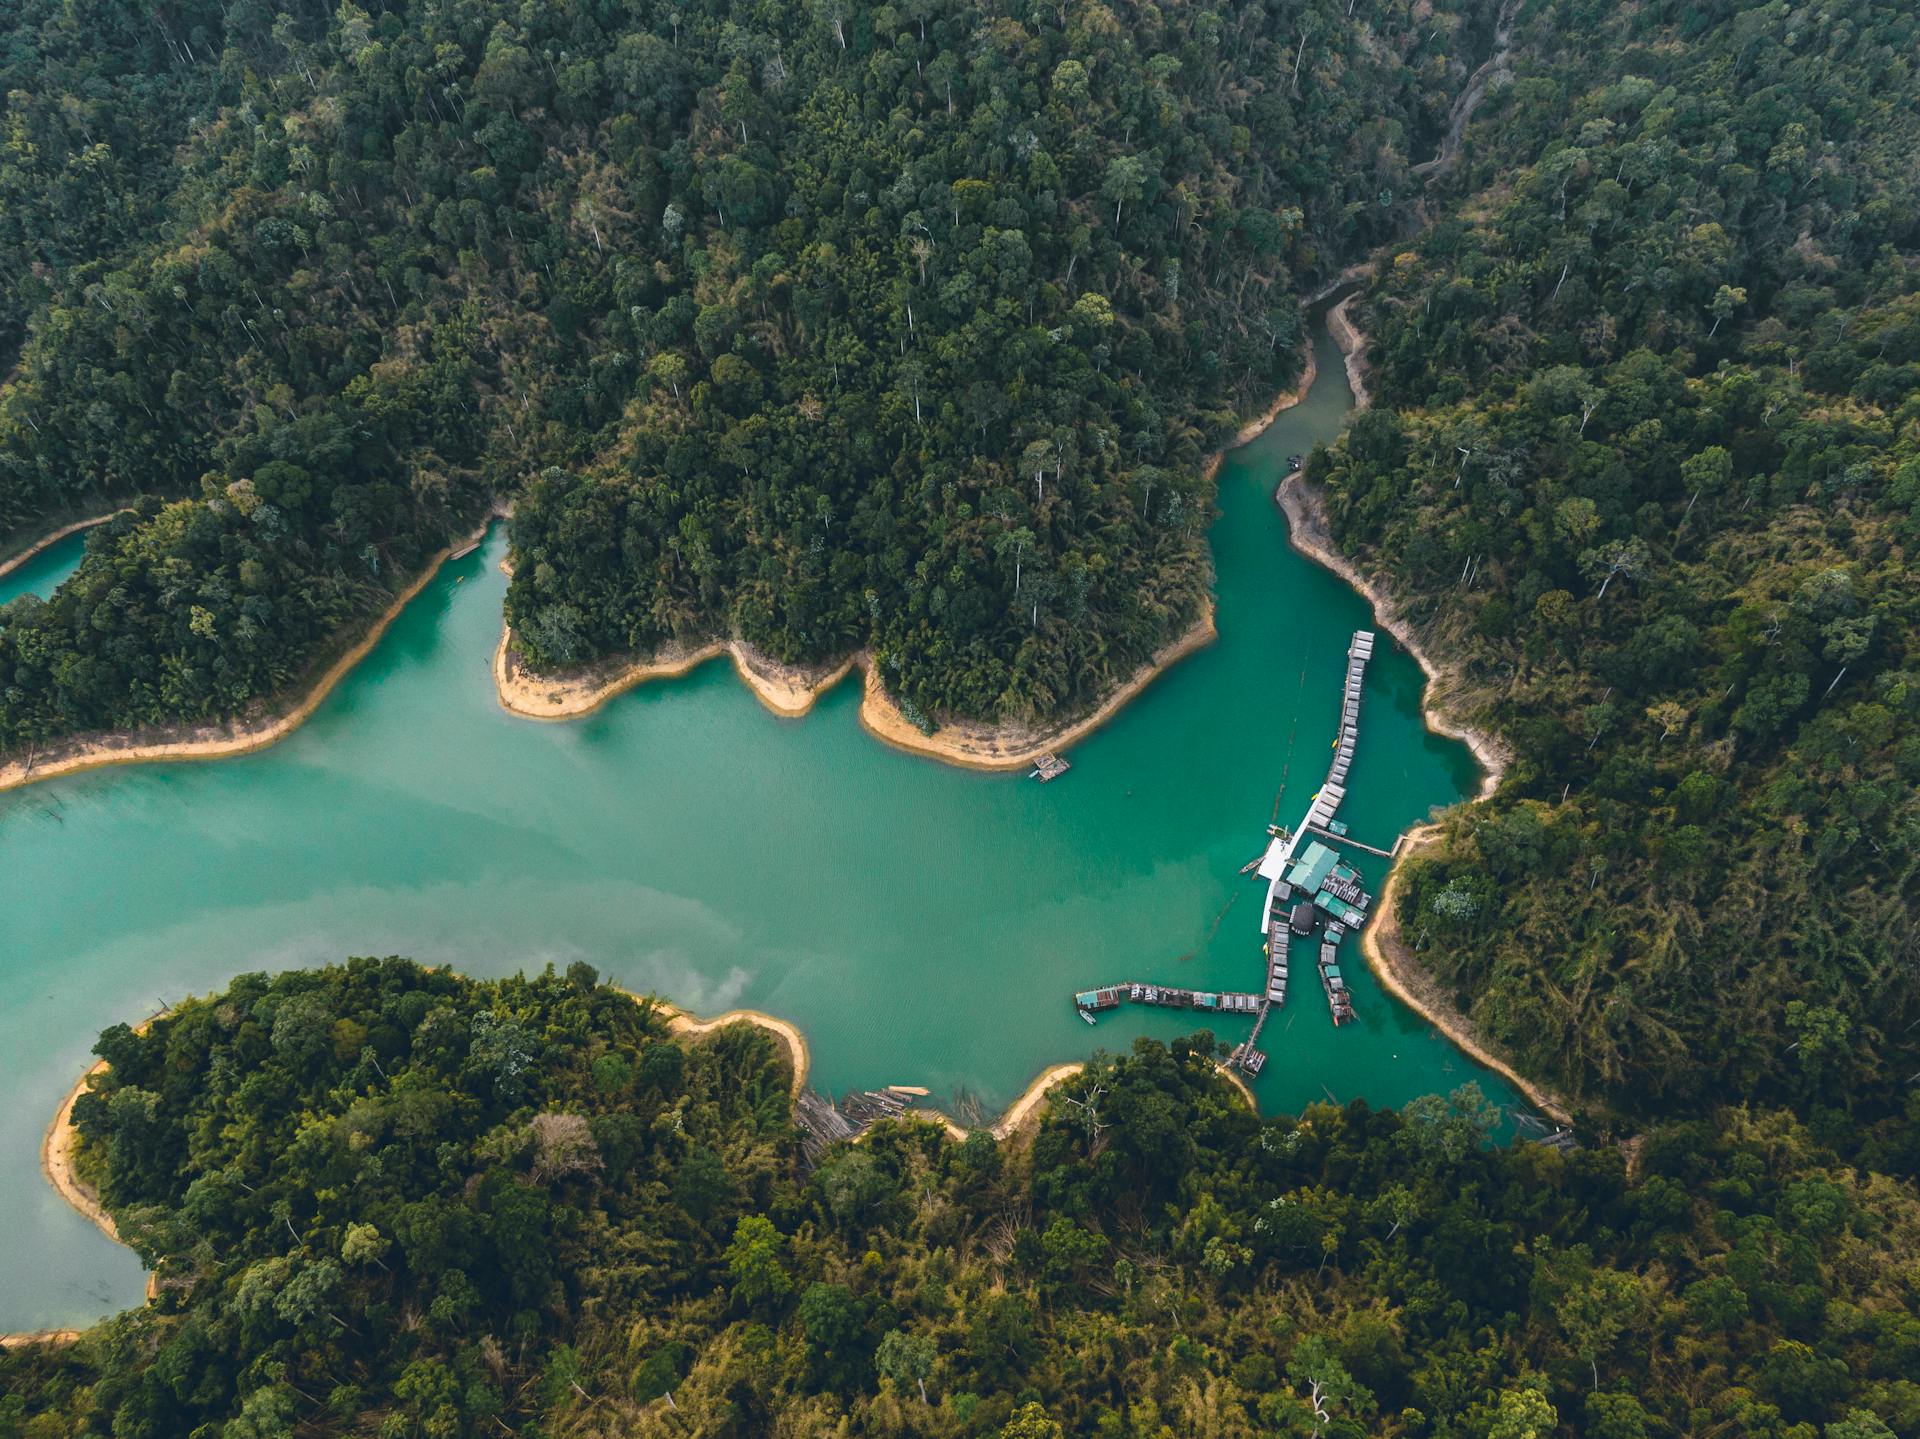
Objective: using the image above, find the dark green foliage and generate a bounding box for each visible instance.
[0,0,1494,747]
[497,0,1486,724]
[1312,0,1920,1131]
[5,966,1919,1439]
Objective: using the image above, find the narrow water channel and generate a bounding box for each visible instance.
[0,529,89,608]
[0,322,1512,1331]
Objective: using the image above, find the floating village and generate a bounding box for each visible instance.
[1073,630,1395,1076]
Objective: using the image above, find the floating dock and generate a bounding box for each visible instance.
[1070,632,1385,1069]
[1030,753,1071,782]
[1075,984,1267,1016]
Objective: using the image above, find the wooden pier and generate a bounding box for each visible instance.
[1075,633,1390,1078]
[1075,984,1266,1016]
[1030,753,1071,782]
[1306,823,1402,859]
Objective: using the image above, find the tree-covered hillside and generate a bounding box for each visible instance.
[0,0,1499,751]
[1309,0,1920,1136]
[5,960,1918,1438]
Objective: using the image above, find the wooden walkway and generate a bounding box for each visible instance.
[1306,823,1400,858]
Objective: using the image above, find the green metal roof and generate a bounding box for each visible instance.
[1284,840,1338,893]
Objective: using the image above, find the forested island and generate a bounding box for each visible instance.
[4,0,1920,1434]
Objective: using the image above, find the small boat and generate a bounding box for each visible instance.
[1080,1010,1098,1026]
[1238,855,1264,875]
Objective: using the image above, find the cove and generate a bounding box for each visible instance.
[0,529,89,608]
[0,323,1513,1332]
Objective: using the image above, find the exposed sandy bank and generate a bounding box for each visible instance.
[1200,343,1318,485]
[495,628,858,723]
[42,1057,126,1248]
[0,512,124,583]
[1362,826,1571,1124]
[1278,295,1568,1122]
[496,591,1215,775]
[910,1056,1257,1145]
[493,342,1323,769]
[853,601,1216,772]
[0,1328,86,1349]
[1325,294,1373,411]
[18,1011,171,1345]
[0,517,496,797]
[657,999,812,1099]
[1278,476,1508,798]
[984,1063,1085,1141]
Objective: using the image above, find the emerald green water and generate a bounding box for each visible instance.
[1,325,1519,1331]
[0,530,88,608]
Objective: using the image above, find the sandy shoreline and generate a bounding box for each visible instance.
[656,999,813,1099]
[496,591,1219,775]
[1278,476,1510,799]
[1325,294,1373,411]
[0,512,124,583]
[495,627,860,723]
[1276,298,1566,1120]
[1362,826,1571,1123]
[41,1058,125,1248]
[0,516,497,797]
[493,344,1318,771]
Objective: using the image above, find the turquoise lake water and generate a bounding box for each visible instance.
[0,529,89,608]
[0,324,1521,1331]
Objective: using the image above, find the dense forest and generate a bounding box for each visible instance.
[1306,0,1920,1142]
[0,0,1495,752]
[7,1,1920,1434]
[6,960,1919,1438]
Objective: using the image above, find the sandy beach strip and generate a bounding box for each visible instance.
[0,511,126,583]
[656,999,813,1099]
[0,517,496,797]
[41,1058,123,1247]
[495,629,860,723]
[492,342,1321,769]
[495,587,1215,776]
[852,601,1217,772]
[1277,295,1571,1122]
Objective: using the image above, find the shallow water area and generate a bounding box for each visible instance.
[0,530,88,608]
[1,325,1517,1331]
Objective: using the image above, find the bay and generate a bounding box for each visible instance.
[0,323,1512,1331]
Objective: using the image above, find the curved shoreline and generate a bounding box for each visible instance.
[1324,294,1373,412]
[12,991,1258,1347]
[0,512,123,583]
[495,627,860,724]
[0,517,495,797]
[41,1056,123,1249]
[492,349,1317,771]
[655,999,813,1099]
[1277,299,1568,1121]
[1362,826,1570,1123]
[496,581,1218,777]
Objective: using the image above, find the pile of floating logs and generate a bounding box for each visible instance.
[795,1085,936,1166]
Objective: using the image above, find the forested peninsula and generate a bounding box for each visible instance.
[7,960,1919,1439]
[0,0,1485,754]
